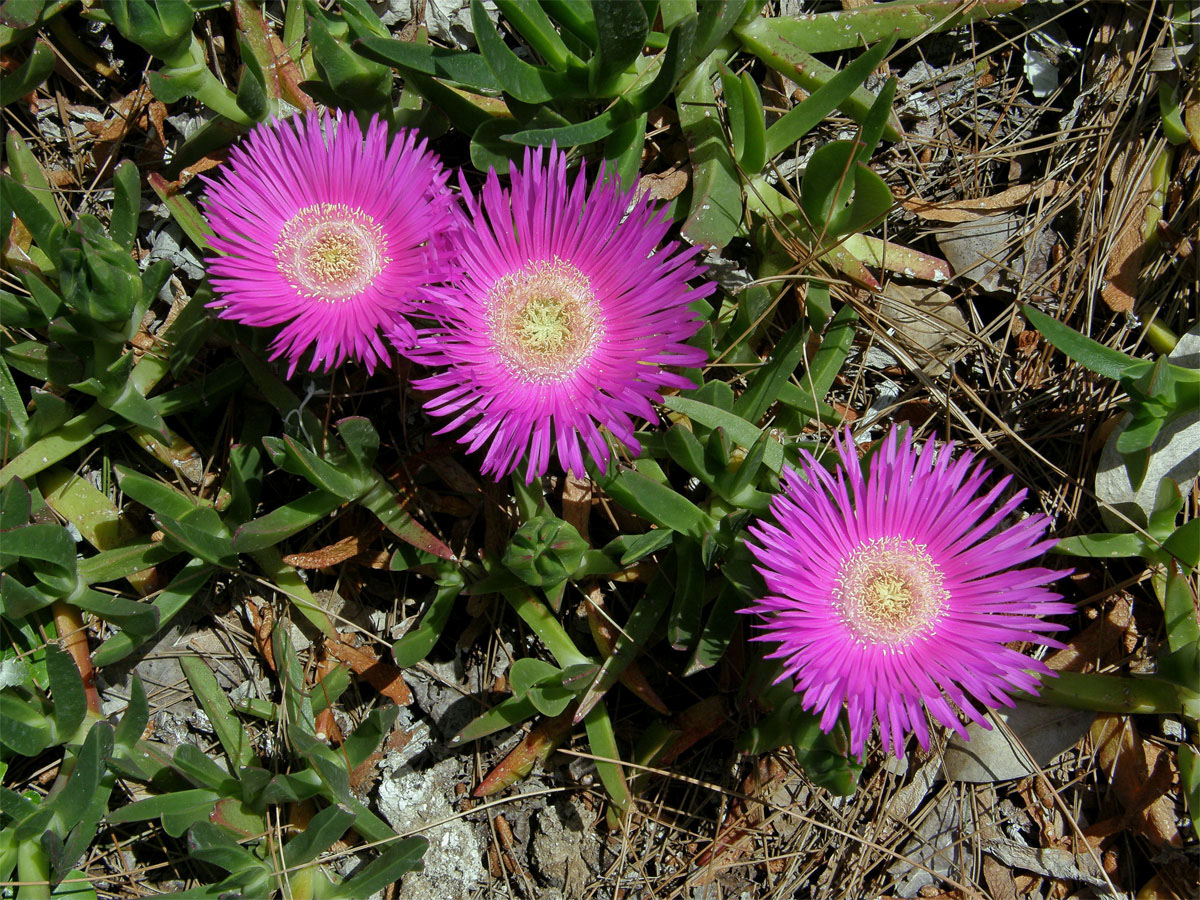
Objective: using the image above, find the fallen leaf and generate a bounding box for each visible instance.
[1099,145,1160,314]
[1044,594,1134,672]
[1090,714,1183,848]
[877,284,968,376]
[936,213,1056,294]
[983,841,1110,890]
[942,702,1095,783]
[903,181,1068,223]
[560,476,592,544]
[325,636,412,706]
[282,524,382,569]
[887,787,969,897]
[636,167,688,203]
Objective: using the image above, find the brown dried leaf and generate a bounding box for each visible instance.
[1044,594,1133,672]
[903,181,1068,223]
[325,636,412,706]
[1090,714,1183,848]
[560,476,592,543]
[636,167,688,203]
[1100,147,1157,314]
[282,527,379,569]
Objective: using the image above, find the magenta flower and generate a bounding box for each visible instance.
[202,110,458,375]
[744,427,1072,757]
[412,146,712,480]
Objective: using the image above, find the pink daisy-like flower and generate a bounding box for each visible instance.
[412,146,713,480]
[202,110,458,375]
[744,427,1073,757]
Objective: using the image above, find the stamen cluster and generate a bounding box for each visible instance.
[744,427,1072,757]
[203,114,710,479]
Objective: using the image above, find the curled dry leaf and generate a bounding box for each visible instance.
[282,526,382,569]
[903,180,1069,224]
[1099,145,1160,314]
[325,635,412,706]
[1089,713,1183,849]
[636,167,689,203]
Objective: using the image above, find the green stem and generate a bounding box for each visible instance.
[15,839,51,900]
[501,588,591,669]
[251,547,337,638]
[1030,670,1200,719]
[1143,316,1180,355]
[582,701,632,814]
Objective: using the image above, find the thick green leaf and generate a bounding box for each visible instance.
[354,35,502,91]
[1163,518,1200,570]
[1180,744,1200,840]
[45,645,86,743]
[764,34,896,160]
[231,490,344,554]
[677,50,742,249]
[0,40,54,107]
[1054,533,1149,559]
[627,13,695,115]
[508,103,632,147]
[181,655,258,768]
[494,0,575,70]
[596,465,716,539]
[262,435,365,501]
[152,511,235,567]
[685,581,739,675]
[575,573,669,721]
[70,588,158,638]
[664,395,785,472]
[340,706,398,772]
[1,175,63,265]
[186,820,265,875]
[338,838,429,899]
[1162,564,1200,652]
[106,788,221,833]
[0,692,52,755]
[734,319,809,424]
[92,558,214,666]
[664,424,715,487]
[282,803,355,869]
[472,0,565,102]
[581,700,632,812]
[109,161,141,250]
[392,574,462,667]
[449,694,539,745]
[589,0,649,92]
[172,741,236,793]
[113,675,149,751]
[114,465,197,521]
[741,0,1022,54]
[1023,305,1140,381]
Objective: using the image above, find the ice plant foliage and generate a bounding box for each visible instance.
[413,147,713,479]
[744,428,1072,757]
[203,110,458,375]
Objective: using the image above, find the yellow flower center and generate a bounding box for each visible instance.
[834,537,947,645]
[488,258,604,382]
[275,203,389,301]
